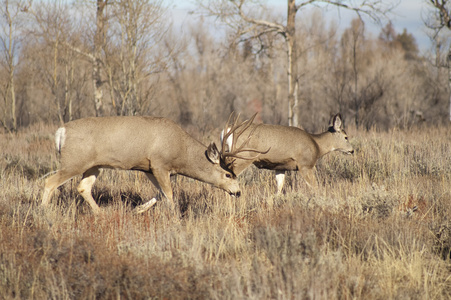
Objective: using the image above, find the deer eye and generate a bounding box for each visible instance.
[226,173,232,178]
[345,136,348,140]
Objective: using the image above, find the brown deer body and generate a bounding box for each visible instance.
[43,116,256,214]
[221,114,354,193]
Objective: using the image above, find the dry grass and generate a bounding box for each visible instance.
[1,123,451,299]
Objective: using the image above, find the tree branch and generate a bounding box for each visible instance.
[313,0,396,24]
[430,0,451,29]
[62,42,95,62]
[230,0,285,34]
[295,0,317,11]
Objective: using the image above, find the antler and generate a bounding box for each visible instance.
[221,112,270,161]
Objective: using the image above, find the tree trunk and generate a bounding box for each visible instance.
[64,62,73,122]
[286,0,298,127]
[93,0,107,117]
[353,40,359,129]
[448,44,451,121]
[7,7,17,132]
[10,72,16,131]
[53,39,64,125]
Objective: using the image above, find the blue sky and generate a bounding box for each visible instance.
[172,0,436,53]
[319,0,432,52]
[357,0,432,52]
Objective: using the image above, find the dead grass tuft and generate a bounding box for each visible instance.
[1,125,451,299]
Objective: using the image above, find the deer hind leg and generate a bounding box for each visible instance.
[77,167,101,214]
[42,170,78,206]
[135,171,173,214]
[275,170,286,194]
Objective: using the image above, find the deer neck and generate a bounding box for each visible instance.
[311,131,334,158]
[177,138,213,182]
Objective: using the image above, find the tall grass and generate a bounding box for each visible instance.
[0,123,450,299]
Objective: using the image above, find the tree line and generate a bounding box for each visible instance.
[1,0,450,133]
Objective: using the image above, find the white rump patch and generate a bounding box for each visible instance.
[220,127,233,152]
[55,127,66,153]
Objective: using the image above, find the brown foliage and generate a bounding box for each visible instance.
[0,2,448,132]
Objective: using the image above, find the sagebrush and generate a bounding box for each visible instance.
[0,123,450,299]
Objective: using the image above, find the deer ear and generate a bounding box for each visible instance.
[332,114,343,131]
[206,142,220,164]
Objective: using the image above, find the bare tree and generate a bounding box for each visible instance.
[29,0,109,118]
[0,0,31,132]
[92,0,107,116]
[198,0,395,127]
[343,18,366,127]
[28,0,169,120]
[104,0,169,116]
[29,1,79,124]
[426,0,451,121]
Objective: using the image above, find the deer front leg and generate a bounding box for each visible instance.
[135,172,161,214]
[135,171,174,214]
[151,170,174,210]
[300,166,318,189]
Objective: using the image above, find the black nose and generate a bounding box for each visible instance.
[350,150,355,154]
[236,191,241,197]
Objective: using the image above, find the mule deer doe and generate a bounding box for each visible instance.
[42,115,260,214]
[221,113,354,193]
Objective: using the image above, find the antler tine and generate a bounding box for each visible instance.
[229,112,256,153]
[222,112,254,153]
[221,112,270,160]
[221,112,241,154]
[234,112,257,140]
[223,124,270,160]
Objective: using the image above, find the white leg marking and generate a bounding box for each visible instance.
[135,198,157,214]
[78,169,101,213]
[275,171,285,194]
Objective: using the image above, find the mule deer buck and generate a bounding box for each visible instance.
[221,113,354,193]
[42,115,260,214]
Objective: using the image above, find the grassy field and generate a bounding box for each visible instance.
[1,123,450,299]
